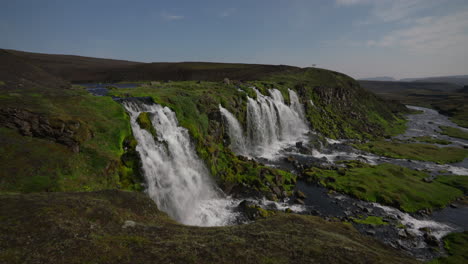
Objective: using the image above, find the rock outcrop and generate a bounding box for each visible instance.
[0,107,91,152]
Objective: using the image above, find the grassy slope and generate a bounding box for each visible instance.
[0,190,419,264]
[355,141,468,164]
[0,51,140,193]
[303,162,467,212]
[429,232,468,264]
[0,88,137,192]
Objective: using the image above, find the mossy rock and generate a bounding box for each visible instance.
[136,112,157,138]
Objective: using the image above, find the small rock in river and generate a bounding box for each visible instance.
[366,230,376,236]
[424,233,439,247]
[398,229,407,238]
[295,190,306,199]
[294,198,305,205]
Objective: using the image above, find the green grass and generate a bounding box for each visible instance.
[303,162,467,212]
[352,216,388,226]
[439,126,468,140]
[429,232,468,264]
[413,136,451,145]
[0,86,137,193]
[355,140,468,164]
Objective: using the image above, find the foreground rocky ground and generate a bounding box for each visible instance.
[0,190,419,264]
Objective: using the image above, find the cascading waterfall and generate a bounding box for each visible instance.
[219,105,248,155]
[123,100,238,226]
[220,88,309,159]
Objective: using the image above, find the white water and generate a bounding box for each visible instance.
[220,88,309,159]
[374,204,454,240]
[123,101,239,226]
[219,105,248,156]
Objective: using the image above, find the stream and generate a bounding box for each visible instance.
[220,102,467,261]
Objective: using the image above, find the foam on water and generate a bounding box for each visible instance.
[374,204,455,240]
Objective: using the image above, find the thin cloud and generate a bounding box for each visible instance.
[335,0,371,6]
[337,0,445,23]
[161,12,184,21]
[367,10,468,54]
[219,8,236,18]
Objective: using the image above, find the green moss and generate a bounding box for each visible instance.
[439,126,468,140]
[303,163,466,212]
[413,136,451,145]
[0,81,5,86]
[429,232,468,264]
[354,140,468,164]
[352,216,388,226]
[136,112,157,138]
[0,86,138,192]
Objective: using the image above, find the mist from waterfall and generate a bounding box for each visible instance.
[220,88,309,159]
[123,100,238,226]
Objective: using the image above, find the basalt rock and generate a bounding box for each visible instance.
[0,107,91,152]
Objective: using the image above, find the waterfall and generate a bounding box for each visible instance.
[220,88,309,159]
[219,105,248,155]
[123,100,238,226]
[289,89,305,120]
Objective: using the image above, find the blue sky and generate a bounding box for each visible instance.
[1,0,468,79]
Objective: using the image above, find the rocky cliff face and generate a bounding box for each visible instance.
[0,108,91,152]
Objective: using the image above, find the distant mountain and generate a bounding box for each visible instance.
[399,75,468,85]
[359,76,396,81]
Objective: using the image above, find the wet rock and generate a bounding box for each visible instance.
[366,230,376,236]
[309,209,320,216]
[397,239,408,249]
[295,190,306,199]
[294,198,305,205]
[237,200,264,220]
[398,229,407,238]
[424,233,439,247]
[272,186,282,197]
[266,193,278,202]
[449,203,458,208]
[295,141,303,148]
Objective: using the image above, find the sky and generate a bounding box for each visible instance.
[1,0,468,79]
